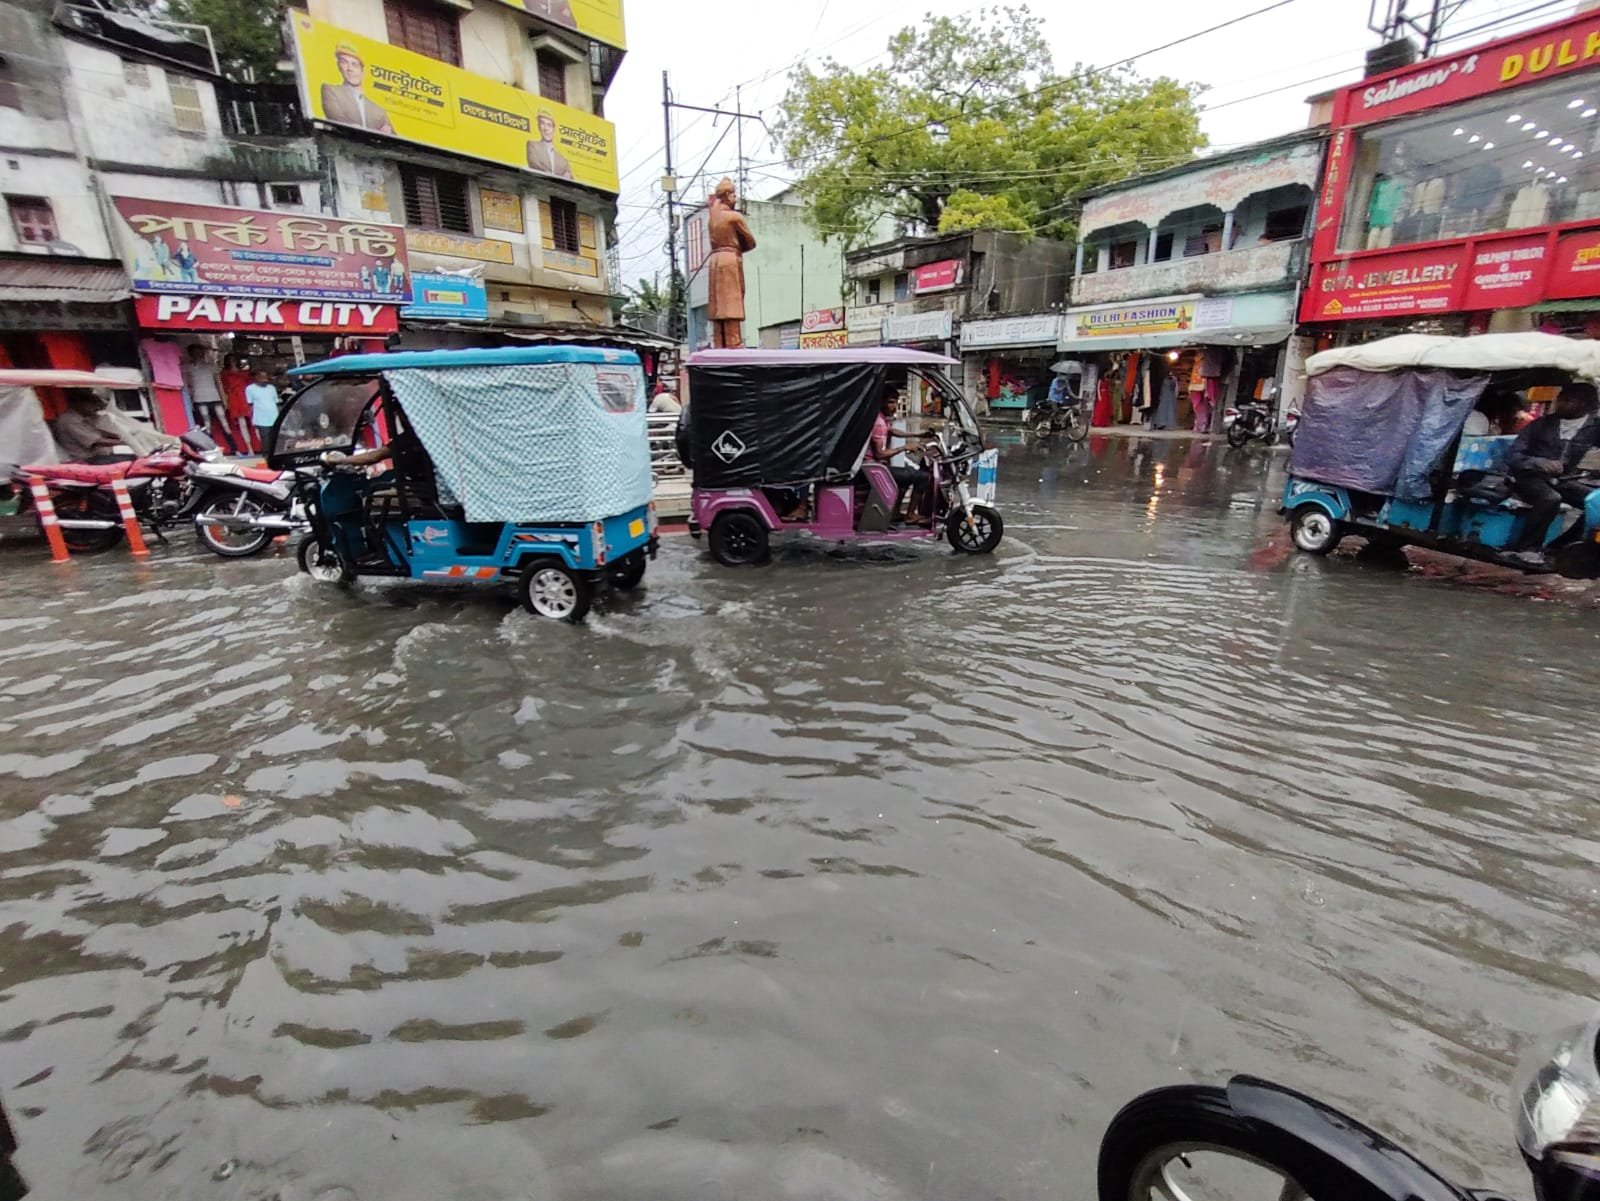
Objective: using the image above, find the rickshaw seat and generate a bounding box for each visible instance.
[1452,435,1514,475]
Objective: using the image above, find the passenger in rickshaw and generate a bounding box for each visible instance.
[869,390,931,524]
[1508,381,1600,555]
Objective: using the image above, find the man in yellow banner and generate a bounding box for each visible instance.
[320,44,394,134]
[525,111,574,180]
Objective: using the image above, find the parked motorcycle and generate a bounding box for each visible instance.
[190,459,308,557]
[1224,399,1300,448]
[1099,1017,1600,1201]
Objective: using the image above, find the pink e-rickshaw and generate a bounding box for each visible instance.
[682,348,1001,566]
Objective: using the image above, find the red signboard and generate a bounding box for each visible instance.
[1336,11,1600,127]
[1306,244,1465,321]
[113,197,407,304]
[135,294,400,334]
[802,307,844,331]
[1545,229,1600,299]
[912,259,964,294]
[1461,233,1551,309]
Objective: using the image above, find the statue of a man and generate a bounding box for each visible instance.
[706,177,756,348]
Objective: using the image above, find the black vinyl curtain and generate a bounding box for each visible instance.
[688,363,887,488]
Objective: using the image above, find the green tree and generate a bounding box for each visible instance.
[164,0,289,80]
[777,6,1206,245]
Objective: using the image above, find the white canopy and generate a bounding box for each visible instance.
[1306,332,1600,378]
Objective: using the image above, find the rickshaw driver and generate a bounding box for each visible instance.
[869,391,932,524]
[322,420,457,520]
[1508,381,1600,559]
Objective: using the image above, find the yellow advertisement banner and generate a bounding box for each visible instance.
[290,13,620,195]
[491,0,625,51]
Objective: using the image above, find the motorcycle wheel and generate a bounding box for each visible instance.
[1226,422,1252,449]
[296,533,353,586]
[946,507,1003,554]
[1032,414,1054,437]
[195,494,272,558]
[1099,1085,1310,1201]
[56,492,124,554]
[1064,409,1089,443]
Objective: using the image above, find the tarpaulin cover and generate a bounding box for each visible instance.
[687,363,886,488]
[383,362,651,523]
[1290,366,1488,495]
[0,387,59,475]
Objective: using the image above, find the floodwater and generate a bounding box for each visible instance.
[3,435,1600,1201]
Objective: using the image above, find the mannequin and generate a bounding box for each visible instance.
[1365,142,1411,249]
[182,343,234,452]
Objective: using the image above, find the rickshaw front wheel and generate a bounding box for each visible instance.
[708,510,770,567]
[1289,506,1343,555]
[297,534,353,586]
[520,560,592,622]
[947,507,1003,554]
[609,551,647,591]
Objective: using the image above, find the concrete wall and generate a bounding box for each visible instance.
[62,39,229,175]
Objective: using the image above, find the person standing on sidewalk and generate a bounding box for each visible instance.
[245,369,280,457]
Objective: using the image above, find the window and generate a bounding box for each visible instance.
[1338,73,1600,253]
[536,50,567,105]
[121,60,149,88]
[0,57,17,110]
[549,197,579,253]
[865,278,881,305]
[384,0,461,67]
[7,195,58,244]
[1182,226,1220,257]
[401,165,472,233]
[167,73,206,133]
[1110,238,1139,268]
[893,271,910,301]
[269,183,304,207]
[1154,231,1174,261]
[1262,204,1308,242]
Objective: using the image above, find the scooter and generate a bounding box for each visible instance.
[1224,398,1300,448]
[1098,1017,1600,1201]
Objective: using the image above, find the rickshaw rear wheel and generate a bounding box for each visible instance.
[947,507,1003,554]
[1289,506,1343,555]
[1553,541,1600,579]
[297,533,353,586]
[609,551,647,591]
[709,510,770,567]
[519,560,592,622]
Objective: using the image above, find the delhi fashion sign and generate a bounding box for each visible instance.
[113,197,407,303]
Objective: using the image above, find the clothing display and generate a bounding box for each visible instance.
[1153,377,1179,430]
[141,338,189,434]
[1507,182,1551,229]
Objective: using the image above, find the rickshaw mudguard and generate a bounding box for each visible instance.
[1585,488,1600,538]
[1281,477,1351,521]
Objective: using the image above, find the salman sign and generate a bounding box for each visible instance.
[290,13,620,195]
[113,197,408,303]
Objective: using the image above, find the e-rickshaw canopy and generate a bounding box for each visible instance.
[684,348,957,489]
[288,345,651,524]
[1307,332,1600,379]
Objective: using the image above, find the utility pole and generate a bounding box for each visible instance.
[661,71,682,343]
[735,86,746,207]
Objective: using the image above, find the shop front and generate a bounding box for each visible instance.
[1057,291,1300,430]
[882,310,955,414]
[1303,8,1600,339]
[111,197,407,444]
[959,313,1064,414]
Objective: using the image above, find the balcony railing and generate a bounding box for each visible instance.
[1072,239,1305,306]
[218,82,310,139]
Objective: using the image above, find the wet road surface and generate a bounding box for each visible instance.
[3,435,1599,1200]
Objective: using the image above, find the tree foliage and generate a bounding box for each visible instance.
[162,0,289,80]
[777,6,1207,246]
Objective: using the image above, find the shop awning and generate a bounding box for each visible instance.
[0,258,131,305]
[1522,299,1600,314]
[1057,324,1293,353]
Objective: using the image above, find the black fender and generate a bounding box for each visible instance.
[1226,1076,1470,1201]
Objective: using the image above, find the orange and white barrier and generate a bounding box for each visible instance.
[26,475,69,563]
[109,477,149,557]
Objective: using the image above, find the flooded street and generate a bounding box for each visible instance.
[4,434,1600,1201]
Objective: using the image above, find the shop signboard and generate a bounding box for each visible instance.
[1461,234,1551,308]
[488,0,626,50]
[960,313,1062,350]
[882,309,953,344]
[1306,244,1465,320]
[798,329,848,349]
[402,271,489,321]
[113,197,407,303]
[406,230,516,265]
[480,189,524,233]
[289,13,620,194]
[136,294,400,334]
[1194,297,1235,329]
[912,259,964,294]
[1545,229,1600,299]
[1340,10,1600,127]
[803,307,845,331]
[846,303,889,345]
[1071,299,1197,339]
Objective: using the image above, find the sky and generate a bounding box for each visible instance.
[599,0,1582,293]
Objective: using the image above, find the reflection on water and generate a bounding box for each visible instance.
[2,439,1596,1200]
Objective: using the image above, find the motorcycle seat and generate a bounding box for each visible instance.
[236,465,283,484]
[20,461,134,484]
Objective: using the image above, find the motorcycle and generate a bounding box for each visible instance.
[1098,1017,1600,1201]
[1030,398,1090,442]
[190,459,309,557]
[1224,398,1300,448]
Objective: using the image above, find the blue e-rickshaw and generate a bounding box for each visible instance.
[1281,332,1600,578]
[268,345,657,621]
